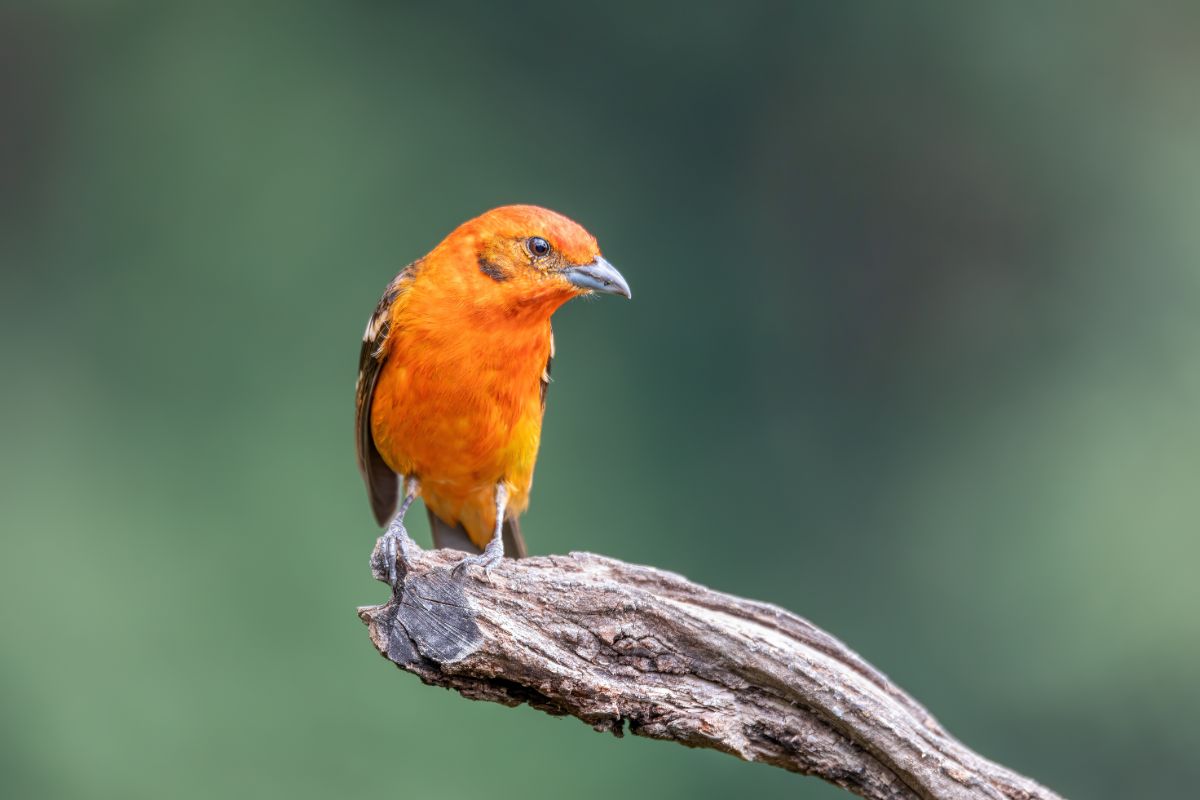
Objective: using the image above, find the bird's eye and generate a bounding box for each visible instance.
[527,237,551,258]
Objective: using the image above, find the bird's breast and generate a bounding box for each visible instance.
[370,314,552,507]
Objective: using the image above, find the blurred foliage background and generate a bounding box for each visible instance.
[3,2,1198,798]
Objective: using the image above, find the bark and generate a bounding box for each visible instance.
[358,543,1063,800]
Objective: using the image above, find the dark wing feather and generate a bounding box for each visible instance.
[355,263,419,526]
[502,517,528,558]
[540,328,554,407]
[427,509,528,559]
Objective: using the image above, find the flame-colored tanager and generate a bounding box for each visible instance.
[355,205,630,580]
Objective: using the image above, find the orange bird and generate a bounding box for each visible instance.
[355,205,630,581]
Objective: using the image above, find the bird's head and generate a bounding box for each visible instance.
[434,205,631,316]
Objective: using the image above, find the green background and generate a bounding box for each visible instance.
[3,3,1198,798]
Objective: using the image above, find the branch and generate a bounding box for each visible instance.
[358,544,1063,800]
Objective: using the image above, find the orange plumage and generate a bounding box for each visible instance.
[355,205,630,558]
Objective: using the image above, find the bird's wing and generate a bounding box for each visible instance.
[355,263,419,526]
[540,328,554,407]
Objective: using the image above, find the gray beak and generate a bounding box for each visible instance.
[562,256,632,299]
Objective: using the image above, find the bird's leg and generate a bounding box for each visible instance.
[382,476,421,587]
[453,482,508,575]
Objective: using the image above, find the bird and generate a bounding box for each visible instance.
[355,205,631,583]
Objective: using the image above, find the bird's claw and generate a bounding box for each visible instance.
[380,521,421,588]
[451,542,505,577]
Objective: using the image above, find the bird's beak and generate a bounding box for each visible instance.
[561,256,632,299]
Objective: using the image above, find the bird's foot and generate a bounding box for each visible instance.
[379,519,422,588]
[451,539,505,577]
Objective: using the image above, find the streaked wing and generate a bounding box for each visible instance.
[355,262,419,526]
[540,328,554,407]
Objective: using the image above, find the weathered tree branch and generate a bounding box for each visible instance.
[359,543,1063,800]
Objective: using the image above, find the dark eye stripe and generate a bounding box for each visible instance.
[478,256,509,282]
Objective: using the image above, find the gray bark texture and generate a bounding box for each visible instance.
[359,543,1064,800]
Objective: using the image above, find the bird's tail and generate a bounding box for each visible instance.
[426,508,527,559]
